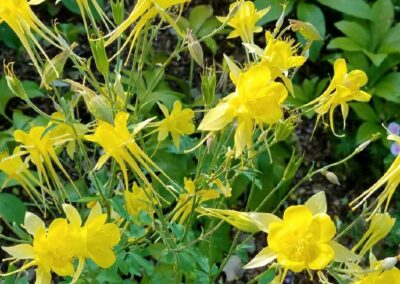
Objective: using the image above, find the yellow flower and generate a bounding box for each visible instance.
[217,1,270,43]
[243,192,356,273]
[352,268,400,284]
[351,135,400,214]
[352,213,395,257]
[198,63,287,157]
[155,101,195,149]
[0,149,44,206]
[0,0,61,83]
[125,182,156,218]
[1,213,76,284]
[85,112,158,191]
[262,31,306,93]
[14,126,77,201]
[307,58,371,136]
[63,203,121,273]
[172,178,220,224]
[105,0,190,61]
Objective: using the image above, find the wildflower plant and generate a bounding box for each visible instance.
[0,0,398,283]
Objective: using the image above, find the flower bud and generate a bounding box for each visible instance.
[289,19,322,41]
[87,96,113,123]
[201,67,217,106]
[275,4,287,32]
[89,36,109,76]
[4,63,27,100]
[187,30,204,67]
[381,257,398,270]
[111,0,125,25]
[323,171,341,186]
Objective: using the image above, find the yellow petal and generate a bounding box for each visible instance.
[330,240,359,263]
[24,212,45,236]
[62,204,82,227]
[248,212,282,233]
[2,244,34,259]
[234,116,253,157]
[305,191,327,215]
[282,205,312,229]
[198,102,235,131]
[309,213,336,243]
[243,247,277,269]
[308,243,335,270]
[87,202,103,223]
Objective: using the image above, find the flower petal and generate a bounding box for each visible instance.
[62,204,82,227]
[305,191,327,215]
[330,240,359,263]
[24,212,45,236]
[243,247,277,269]
[2,244,34,259]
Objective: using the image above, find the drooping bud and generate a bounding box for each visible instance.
[323,171,341,186]
[187,30,204,67]
[289,19,322,41]
[381,257,398,270]
[4,63,27,100]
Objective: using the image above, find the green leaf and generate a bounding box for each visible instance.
[316,0,372,19]
[334,21,370,47]
[350,102,379,122]
[374,72,400,103]
[254,0,294,25]
[189,5,213,32]
[0,23,20,49]
[371,0,394,46]
[356,122,383,144]
[258,268,276,284]
[0,193,27,225]
[363,50,387,66]
[378,23,400,54]
[296,3,325,61]
[327,37,363,52]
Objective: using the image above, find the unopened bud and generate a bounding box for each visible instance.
[87,96,113,123]
[4,63,27,100]
[323,171,340,185]
[111,0,125,25]
[356,140,371,153]
[289,19,322,41]
[201,67,216,106]
[41,43,77,89]
[381,257,398,270]
[187,30,204,67]
[275,4,287,32]
[89,36,109,76]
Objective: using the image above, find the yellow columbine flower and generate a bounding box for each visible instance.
[85,112,162,192]
[262,31,306,93]
[125,182,156,219]
[217,1,270,43]
[0,149,44,206]
[307,58,371,136]
[172,178,220,224]
[0,0,61,82]
[1,212,76,284]
[105,0,190,61]
[155,101,195,149]
[198,63,287,157]
[352,213,395,257]
[49,112,88,159]
[352,267,400,284]
[14,126,77,200]
[62,203,121,276]
[351,134,400,214]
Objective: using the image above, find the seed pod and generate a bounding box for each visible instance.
[89,36,109,76]
[201,67,217,106]
[111,0,125,25]
[274,119,295,142]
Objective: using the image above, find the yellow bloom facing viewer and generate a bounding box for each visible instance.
[217,1,270,43]
[155,101,195,149]
[1,203,120,284]
[307,58,371,136]
[199,63,287,157]
[352,268,400,284]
